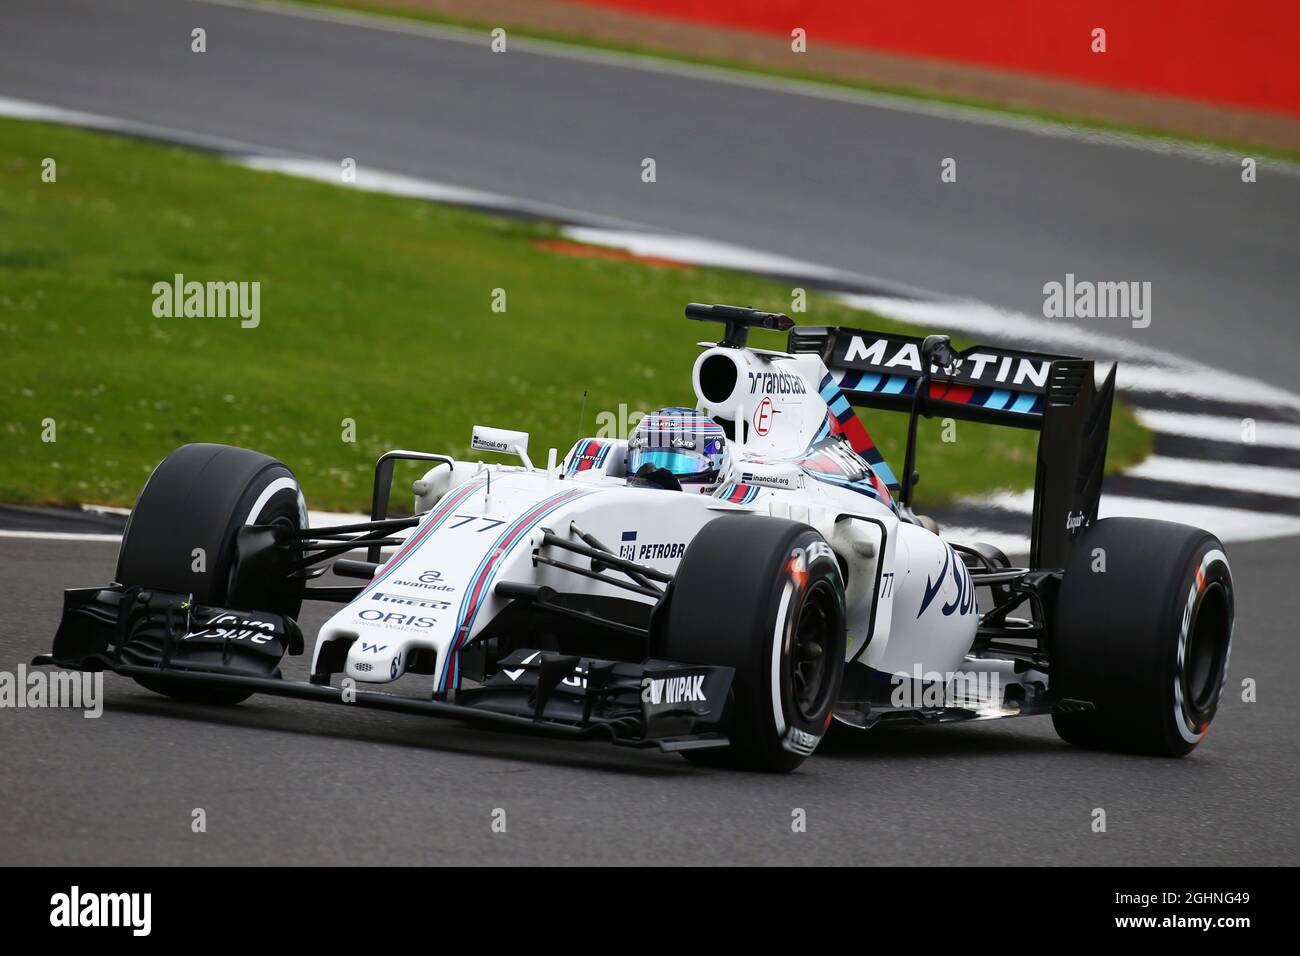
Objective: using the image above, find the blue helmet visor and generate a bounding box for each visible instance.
[628,449,715,476]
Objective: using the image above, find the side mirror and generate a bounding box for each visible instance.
[471,425,534,470]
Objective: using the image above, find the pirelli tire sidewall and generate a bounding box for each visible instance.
[663,516,847,772]
[1051,517,1234,757]
[116,443,308,705]
[117,443,308,616]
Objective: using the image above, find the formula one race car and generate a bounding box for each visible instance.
[37,304,1235,771]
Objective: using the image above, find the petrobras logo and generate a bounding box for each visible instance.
[641,673,707,705]
[371,591,450,611]
[747,369,807,395]
[618,531,686,561]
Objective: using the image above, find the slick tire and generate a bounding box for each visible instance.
[1050,517,1234,757]
[117,443,308,704]
[662,516,846,772]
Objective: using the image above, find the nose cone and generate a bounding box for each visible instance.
[346,640,406,683]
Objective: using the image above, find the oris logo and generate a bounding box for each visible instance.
[358,609,437,630]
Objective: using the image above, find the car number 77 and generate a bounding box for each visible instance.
[450,515,507,532]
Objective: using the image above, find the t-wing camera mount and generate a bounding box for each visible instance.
[685,302,795,349]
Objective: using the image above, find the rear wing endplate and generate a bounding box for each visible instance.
[789,326,1116,568]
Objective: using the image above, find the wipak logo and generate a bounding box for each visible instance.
[641,674,707,705]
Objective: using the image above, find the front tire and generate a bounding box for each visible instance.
[661,516,846,772]
[1050,517,1234,757]
[117,443,308,704]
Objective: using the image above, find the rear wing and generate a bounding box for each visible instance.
[789,326,1116,569]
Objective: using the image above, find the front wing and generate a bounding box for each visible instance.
[34,585,734,753]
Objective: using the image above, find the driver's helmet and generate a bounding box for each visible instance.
[627,407,729,492]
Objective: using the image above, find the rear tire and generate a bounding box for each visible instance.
[117,443,308,704]
[1050,517,1234,756]
[661,516,846,772]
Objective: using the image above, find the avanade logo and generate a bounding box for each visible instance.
[50,886,151,936]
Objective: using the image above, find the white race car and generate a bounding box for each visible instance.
[40,304,1235,771]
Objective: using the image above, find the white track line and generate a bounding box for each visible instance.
[981,490,1300,543]
[1124,456,1300,497]
[0,95,288,156]
[80,504,131,517]
[561,226,904,291]
[76,503,375,526]
[1135,410,1300,449]
[237,157,642,230]
[78,504,375,527]
[0,507,389,544]
[1115,366,1300,413]
[0,530,121,542]
[1100,495,1300,543]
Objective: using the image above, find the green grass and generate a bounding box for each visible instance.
[283,0,1300,163]
[0,116,1150,512]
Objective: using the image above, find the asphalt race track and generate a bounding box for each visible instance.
[1,0,1298,865]
[1,534,1296,865]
